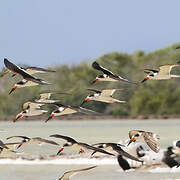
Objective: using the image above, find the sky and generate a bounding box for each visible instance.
[0,0,180,69]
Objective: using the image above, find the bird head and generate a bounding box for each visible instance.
[81,96,90,106]
[13,112,24,122]
[56,147,64,155]
[9,85,18,94]
[45,112,55,122]
[141,76,149,83]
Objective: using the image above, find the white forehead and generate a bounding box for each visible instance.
[94,93,100,97]
[59,107,65,111]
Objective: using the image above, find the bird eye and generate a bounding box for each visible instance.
[135,134,140,137]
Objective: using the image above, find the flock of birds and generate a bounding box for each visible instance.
[0,56,180,179]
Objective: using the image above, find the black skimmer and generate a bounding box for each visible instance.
[92,143,143,163]
[6,136,63,152]
[58,166,97,180]
[2,58,56,78]
[14,101,47,122]
[91,61,136,84]
[46,103,97,122]
[128,130,160,153]
[35,92,69,104]
[4,59,51,94]
[141,61,180,83]
[49,134,115,156]
[81,88,126,105]
[162,146,180,168]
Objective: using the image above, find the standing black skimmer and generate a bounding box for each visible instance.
[46,103,97,122]
[91,61,135,84]
[128,130,160,153]
[92,143,143,163]
[1,58,56,78]
[14,101,47,122]
[58,166,97,180]
[6,136,63,152]
[49,134,115,156]
[81,88,126,105]
[4,59,51,94]
[141,62,180,83]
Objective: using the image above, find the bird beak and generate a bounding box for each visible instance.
[45,113,55,123]
[91,78,99,84]
[9,85,17,94]
[127,138,136,146]
[141,77,149,83]
[56,147,64,155]
[12,72,18,77]
[17,143,23,149]
[13,113,23,122]
[81,97,90,106]
[91,150,97,156]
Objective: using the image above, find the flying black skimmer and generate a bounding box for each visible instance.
[35,92,70,104]
[92,143,143,163]
[4,59,51,94]
[46,103,97,122]
[6,136,63,152]
[128,130,160,153]
[91,61,136,84]
[14,101,47,122]
[2,58,56,78]
[81,88,126,105]
[49,134,115,156]
[141,62,180,83]
[58,166,97,180]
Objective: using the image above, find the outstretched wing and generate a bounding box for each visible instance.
[50,134,77,144]
[144,69,159,74]
[143,132,160,153]
[79,142,115,156]
[6,135,30,140]
[92,61,119,78]
[33,137,59,146]
[101,89,117,97]
[59,166,97,180]
[25,67,56,74]
[158,64,180,76]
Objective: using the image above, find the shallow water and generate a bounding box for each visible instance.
[0,119,180,180]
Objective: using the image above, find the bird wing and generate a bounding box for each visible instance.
[143,69,159,74]
[6,135,30,140]
[4,59,50,85]
[73,106,99,114]
[115,147,143,162]
[143,132,160,153]
[92,61,119,77]
[59,166,97,180]
[78,142,115,156]
[25,67,56,74]
[87,88,102,94]
[101,89,117,97]
[49,134,77,144]
[39,92,52,100]
[23,102,43,112]
[158,64,180,76]
[33,137,59,146]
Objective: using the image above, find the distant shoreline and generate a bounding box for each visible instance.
[1,115,180,122]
